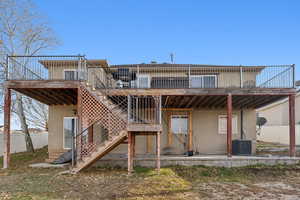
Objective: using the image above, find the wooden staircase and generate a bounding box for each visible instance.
[72,131,128,173]
[71,84,128,173]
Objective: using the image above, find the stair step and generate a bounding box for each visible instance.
[73,131,127,173]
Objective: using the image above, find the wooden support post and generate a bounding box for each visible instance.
[227,94,232,157]
[156,131,161,171]
[88,124,93,144]
[3,88,11,169]
[76,87,82,161]
[289,94,296,157]
[132,133,136,156]
[167,113,173,147]
[128,132,134,173]
[188,111,193,154]
[146,135,152,153]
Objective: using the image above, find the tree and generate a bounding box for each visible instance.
[0,0,59,152]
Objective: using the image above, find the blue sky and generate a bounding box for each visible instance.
[33,0,300,78]
[34,0,300,79]
[2,0,300,129]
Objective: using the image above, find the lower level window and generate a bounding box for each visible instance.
[63,117,77,149]
[218,115,238,134]
[171,115,188,134]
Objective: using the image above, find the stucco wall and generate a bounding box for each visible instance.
[108,109,257,155]
[49,65,78,79]
[48,105,76,160]
[48,106,257,160]
[138,70,258,88]
[49,65,259,89]
[47,107,257,158]
[192,109,256,154]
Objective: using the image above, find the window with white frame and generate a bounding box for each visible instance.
[190,75,217,88]
[64,69,78,80]
[63,117,77,149]
[171,115,188,134]
[137,74,150,88]
[218,115,238,135]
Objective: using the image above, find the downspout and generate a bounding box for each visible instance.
[240,109,244,140]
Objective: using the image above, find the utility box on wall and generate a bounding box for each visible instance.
[232,140,252,155]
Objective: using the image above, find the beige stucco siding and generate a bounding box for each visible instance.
[48,64,260,89]
[192,109,256,154]
[48,65,78,79]
[108,109,257,155]
[48,105,76,160]
[47,107,257,159]
[139,71,258,88]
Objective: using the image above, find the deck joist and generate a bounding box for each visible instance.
[3,80,297,108]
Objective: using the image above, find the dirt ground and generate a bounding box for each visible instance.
[1,147,300,200]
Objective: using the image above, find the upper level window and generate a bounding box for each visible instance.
[171,115,188,134]
[137,74,150,88]
[190,75,217,88]
[64,69,78,80]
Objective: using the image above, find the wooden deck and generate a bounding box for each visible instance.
[4,80,297,108]
[4,80,80,105]
[104,88,296,96]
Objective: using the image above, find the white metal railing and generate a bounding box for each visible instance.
[101,64,295,89]
[5,56,295,89]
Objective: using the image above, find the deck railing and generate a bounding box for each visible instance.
[128,95,161,125]
[6,55,86,80]
[101,64,295,89]
[5,55,295,89]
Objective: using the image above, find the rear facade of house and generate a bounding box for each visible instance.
[2,55,297,172]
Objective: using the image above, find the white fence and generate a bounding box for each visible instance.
[258,125,300,145]
[0,132,48,155]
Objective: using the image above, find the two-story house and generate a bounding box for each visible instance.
[2,55,297,172]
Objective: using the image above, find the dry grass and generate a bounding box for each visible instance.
[1,148,300,199]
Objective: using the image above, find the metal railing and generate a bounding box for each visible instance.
[6,55,86,80]
[5,55,295,89]
[128,95,161,124]
[99,64,295,89]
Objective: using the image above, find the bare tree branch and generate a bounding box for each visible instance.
[0,0,59,152]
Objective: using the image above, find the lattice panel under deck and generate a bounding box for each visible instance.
[77,85,127,160]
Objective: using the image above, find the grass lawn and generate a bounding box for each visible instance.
[1,147,300,200]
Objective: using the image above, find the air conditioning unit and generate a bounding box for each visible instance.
[232,140,252,155]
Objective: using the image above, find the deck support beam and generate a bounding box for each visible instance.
[3,88,11,169]
[289,94,296,157]
[156,131,161,171]
[227,94,232,157]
